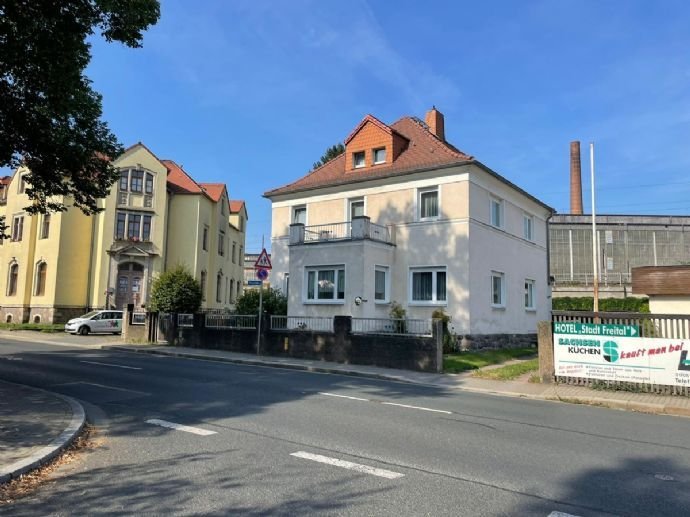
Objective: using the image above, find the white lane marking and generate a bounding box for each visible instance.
[319,392,370,401]
[381,402,452,414]
[146,419,217,436]
[52,381,148,395]
[80,360,142,370]
[290,451,404,479]
[548,512,582,517]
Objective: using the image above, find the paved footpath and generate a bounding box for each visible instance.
[0,381,85,483]
[109,343,690,418]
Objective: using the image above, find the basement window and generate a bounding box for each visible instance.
[353,151,365,169]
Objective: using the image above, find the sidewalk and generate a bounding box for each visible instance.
[0,381,85,484]
[108,344,690,418]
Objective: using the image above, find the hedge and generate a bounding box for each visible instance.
[552,297,649,312]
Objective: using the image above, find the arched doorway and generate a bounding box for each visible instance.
[116,261,145,309]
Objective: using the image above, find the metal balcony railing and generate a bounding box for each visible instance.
[291,218,394,245]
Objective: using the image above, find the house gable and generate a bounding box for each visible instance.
[344,115,409,172]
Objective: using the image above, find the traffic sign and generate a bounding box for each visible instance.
[247,280,262,286]
[553,322,640,338]
[256,268,269,280]
[254,248,272,269]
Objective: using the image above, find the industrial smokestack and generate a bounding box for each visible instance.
[570,141,583,214]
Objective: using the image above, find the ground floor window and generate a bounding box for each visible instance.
[305,266,345,302]
[524,279,535,310]
[374,266,389,303]
[409,267,446,304]
[491,271,505,307]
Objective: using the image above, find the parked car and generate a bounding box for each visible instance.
[64,310,123,335]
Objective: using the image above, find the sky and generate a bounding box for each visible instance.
[82,0,690,252]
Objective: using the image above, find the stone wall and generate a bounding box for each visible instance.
[456,333,538,351]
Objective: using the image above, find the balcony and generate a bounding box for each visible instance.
[289,216,395,246]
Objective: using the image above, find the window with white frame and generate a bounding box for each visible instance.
[410,267,446,304]
[18,175,27,194]
[523,214,534,241]
[373,147,386,164]
[524,279,535,310]
[349,198,364,220]
[11,215,24,241]
[292,205,307,225]
[353,151,365,169]
[491,271,505,307]
[490,197,504,228]
[115,211,152,241]
[374,266,389,303]
[216,272,223,303]
[305,266,345,302]
[418,187,439,220]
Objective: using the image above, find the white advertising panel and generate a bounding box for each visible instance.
[554,330,690,387]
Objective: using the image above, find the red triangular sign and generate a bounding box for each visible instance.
[254,248,272,269]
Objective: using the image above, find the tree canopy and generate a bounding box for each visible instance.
[235,287,287,316]
[312,143,345,170]
[0,0,160,215]
[149,266,202,314]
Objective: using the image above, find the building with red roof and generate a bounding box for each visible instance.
[265,107,553,341]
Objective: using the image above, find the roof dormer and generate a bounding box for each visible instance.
[344,114,408,172]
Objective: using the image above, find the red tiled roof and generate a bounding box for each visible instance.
[199,183,225,202]
[229,200,245,213]
[0,176,12,186]
[162,160,204,194]
[264,116,474,197]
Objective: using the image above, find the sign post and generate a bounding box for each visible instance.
[254,243,272,356]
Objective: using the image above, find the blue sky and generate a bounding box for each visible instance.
[84,0,690,252]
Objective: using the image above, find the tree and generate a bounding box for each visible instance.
[0,0,160,215]
[235,287,287,316]
[312,143,345,170]
[149,266,202,314]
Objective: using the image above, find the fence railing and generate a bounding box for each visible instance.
[270,315,334,332]
[205,313,256,329]
[303,222,351,243]
[131,312,146,326]
[351,318,432,336]
[551,272,631,287]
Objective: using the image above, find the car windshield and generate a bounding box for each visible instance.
[79,311,100,319]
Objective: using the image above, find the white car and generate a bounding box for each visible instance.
[65,310,123,335]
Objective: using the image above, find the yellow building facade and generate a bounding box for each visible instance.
[0,143,247,323]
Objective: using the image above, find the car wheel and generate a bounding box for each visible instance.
[78,326,89,336]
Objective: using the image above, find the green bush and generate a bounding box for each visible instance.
[235,287,287,316]
[432,308,456,353]
[552,297,649,312]
[149,265,202,313]
[389,301,407,333]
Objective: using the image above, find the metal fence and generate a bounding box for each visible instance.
[205,313,256,329]
[351,317,432,336]
[131,312,146,326]
[270,315,334,332]
[303,222,350,242]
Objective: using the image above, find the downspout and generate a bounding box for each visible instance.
[546,211,555,307]
[85,212,96,310]
[163,190,172,271]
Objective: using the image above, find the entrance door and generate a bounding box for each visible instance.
[115,262,145,309]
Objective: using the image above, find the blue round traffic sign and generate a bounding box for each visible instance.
[256,268,269,280]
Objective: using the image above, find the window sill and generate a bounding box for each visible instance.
[408,301,447,307]
[491,304,506,310]
[373,161,386,165]
[374,300,390,305]
[525,308,537,313]
[303,300,345,305]
[418,217,440,223]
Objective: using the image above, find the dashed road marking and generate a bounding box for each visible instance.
[146,419,217,436]
[381,402,452,414]
[319,392,369,401]
[290,451,404,479]
[80,360,142,370]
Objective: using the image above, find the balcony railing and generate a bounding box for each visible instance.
[290,216,394,245]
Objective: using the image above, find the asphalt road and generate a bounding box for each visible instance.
[1,337,689,516]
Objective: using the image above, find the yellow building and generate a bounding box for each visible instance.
[0,143,247,323]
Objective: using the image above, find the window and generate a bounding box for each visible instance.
[349,198,364,220]
[200,271,207,301]
[239,216,244,232]
[239,246,243,265]
[353,151,365,168]
[11,215,23,241]
[221,200,226,216]
[40,214,51,239]
[373,147,386,164]
[491,271,505,307]
[7,263,18,296]
[116,211,151,241]
[229,279,234,303]
[524,279,535,310]
[145,173,154,194]
[218,231,225,256]
[292,206,306,225]
[130,170,144,192]
[216,272,223,303]
[418,188,439,220]
[127,214,141,239]
[374,266,389,303]
[202,226,208,251]
[232,242,237,263]
[35,262,47,296]
[142,215,152,241]
[119,170,129,191]
[490,197,504,228]
[236,281,241,300]
[305,266,345,302]
[116,213,126,239]
[18,175,27,194]
[523,214,534,241]
[410,267,446,304]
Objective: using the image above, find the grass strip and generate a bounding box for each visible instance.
[0,323,65,333]
[473,358,539,381]
[443,347,535,373]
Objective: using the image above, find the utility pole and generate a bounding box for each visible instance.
[256,235,264,356]
[590,143,599,315]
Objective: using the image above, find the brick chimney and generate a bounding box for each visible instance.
[425,106,445,141]
[570,141,583,214]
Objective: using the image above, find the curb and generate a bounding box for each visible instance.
[0,383,86,484]
[106,345,690,418]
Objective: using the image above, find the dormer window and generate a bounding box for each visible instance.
[373,147,386,164]
[353,151,365,169]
